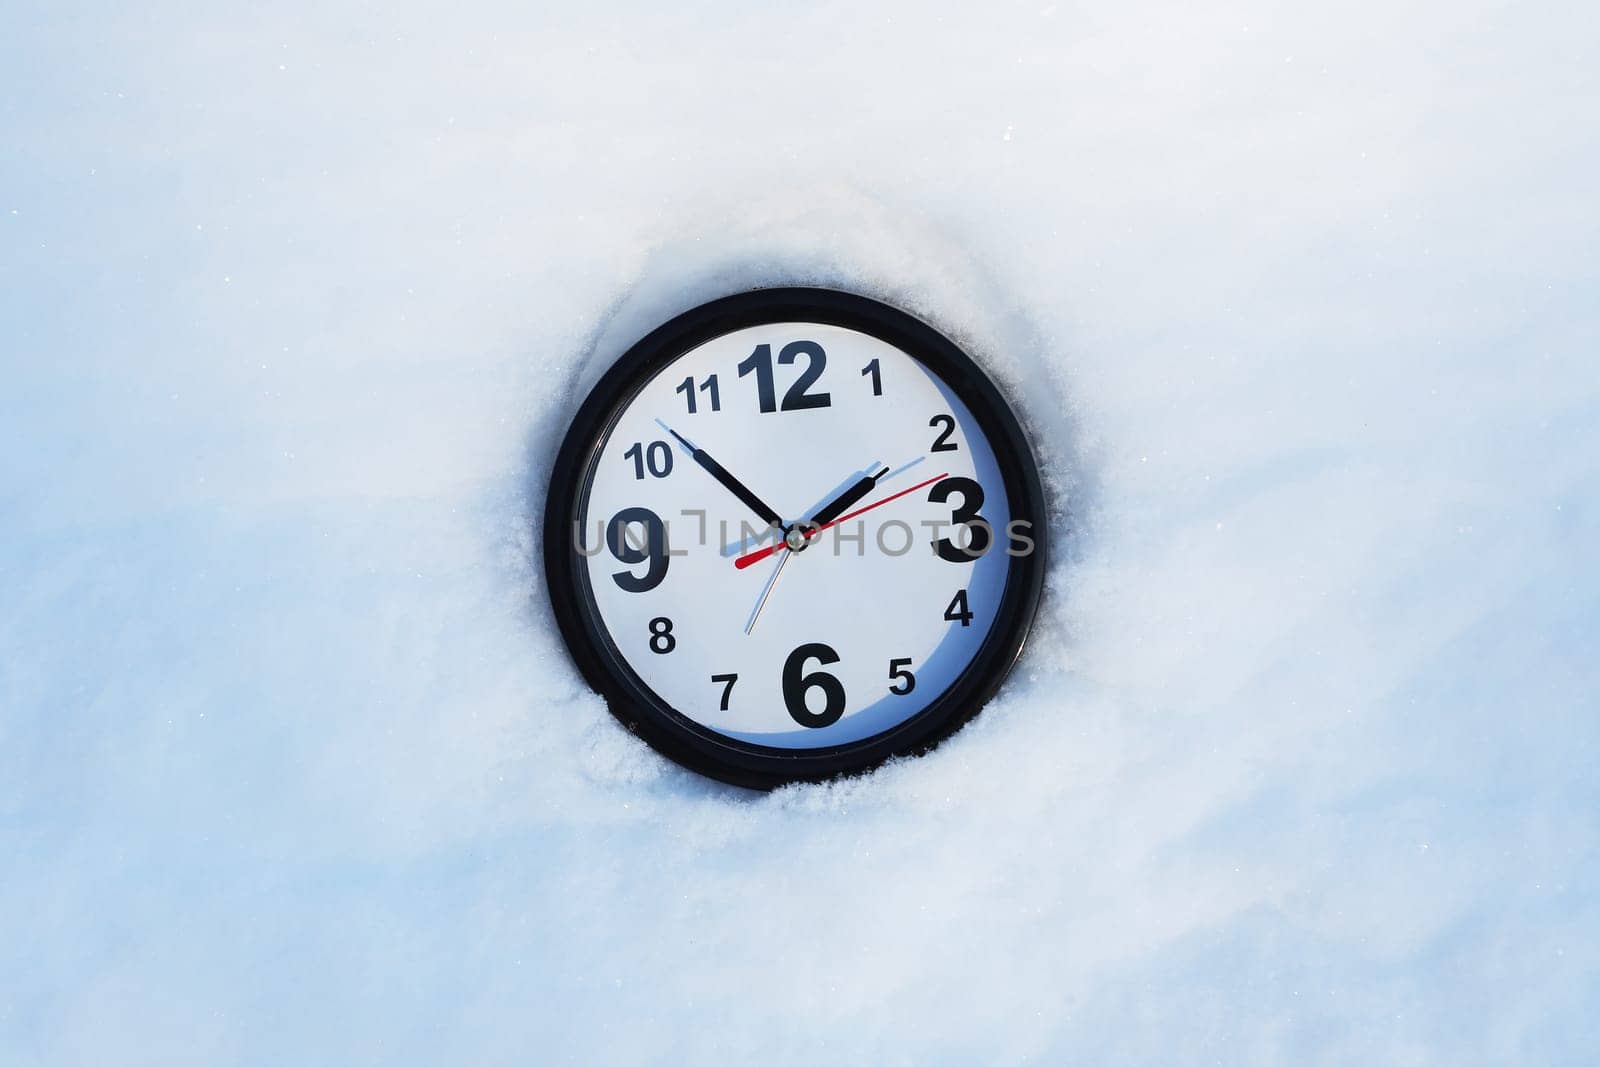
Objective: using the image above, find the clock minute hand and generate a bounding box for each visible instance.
[658,422,784,531]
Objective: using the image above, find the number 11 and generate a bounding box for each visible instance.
[675,374,721,413]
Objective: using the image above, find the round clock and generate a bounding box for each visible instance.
[543,288,1046,788]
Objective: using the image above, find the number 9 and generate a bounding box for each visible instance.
[606,507,669,592]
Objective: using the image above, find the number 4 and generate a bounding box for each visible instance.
[944,589,974,627]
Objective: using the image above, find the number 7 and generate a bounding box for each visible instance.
[711,673,738,711]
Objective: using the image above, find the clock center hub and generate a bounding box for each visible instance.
[784,526,809,553]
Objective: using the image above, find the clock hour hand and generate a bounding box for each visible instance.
[733,469,950,570]
[718,455,926,556]
[656,419,784,531]
[803,466,891,530]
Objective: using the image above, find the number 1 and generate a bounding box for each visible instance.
[862,358,882,396]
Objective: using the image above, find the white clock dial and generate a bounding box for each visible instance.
[545,289,1046,788]
[577,321,1015,748]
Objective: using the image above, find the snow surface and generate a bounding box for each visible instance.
[3,2,1598,1062]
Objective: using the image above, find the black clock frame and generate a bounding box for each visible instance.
[542,287,1047,790]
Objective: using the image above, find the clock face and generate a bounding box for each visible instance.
[544,289,1046,788]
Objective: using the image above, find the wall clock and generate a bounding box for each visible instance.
[543,288,1047,789]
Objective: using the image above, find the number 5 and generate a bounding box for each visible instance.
[888,657,916,695]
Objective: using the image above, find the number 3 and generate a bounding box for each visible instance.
[928,477,993,562]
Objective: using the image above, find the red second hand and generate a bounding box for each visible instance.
[733,472,950,570]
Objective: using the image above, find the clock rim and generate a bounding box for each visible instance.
[542,287,1048,790]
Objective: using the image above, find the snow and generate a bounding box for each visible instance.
[3,2,1598,1062]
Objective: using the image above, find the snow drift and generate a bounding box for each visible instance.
[3,2,1597,1062]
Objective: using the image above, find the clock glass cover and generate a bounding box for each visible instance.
[543,289,1046,788]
